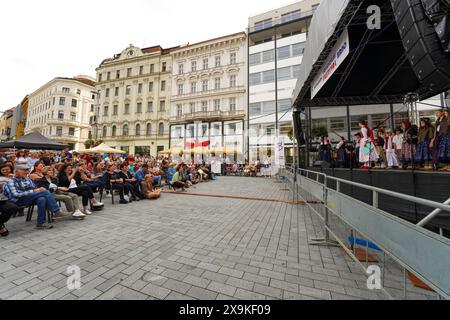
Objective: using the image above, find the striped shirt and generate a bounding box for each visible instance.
[3,177,36,203]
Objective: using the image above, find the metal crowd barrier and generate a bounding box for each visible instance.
[284,166,450,300]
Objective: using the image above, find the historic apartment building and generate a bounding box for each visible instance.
[169,32,247,157]
[25,76,96,150]
[95,45,177,156]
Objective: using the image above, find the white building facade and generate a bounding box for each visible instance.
[95,45,175,156]
[26,76,96,150]
[169,32,247,160]
[247,0,320,164]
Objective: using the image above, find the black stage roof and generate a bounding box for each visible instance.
[293,0,450,108]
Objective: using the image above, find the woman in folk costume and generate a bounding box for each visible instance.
[358,120,379,170]
[384,129,399,168]
[335,136,347,168]
[415,118,434,169]
[318,136,332,163]
[401,120,418,169]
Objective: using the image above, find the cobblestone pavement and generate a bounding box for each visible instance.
[0,177,437,300]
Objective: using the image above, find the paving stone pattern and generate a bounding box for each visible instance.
[0,177,437,300]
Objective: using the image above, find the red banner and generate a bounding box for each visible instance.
[184,141,210,148]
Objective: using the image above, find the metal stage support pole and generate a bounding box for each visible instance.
[404,93,420,127]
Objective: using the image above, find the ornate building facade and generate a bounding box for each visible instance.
[169,32,247,158]
[94,44,177,156]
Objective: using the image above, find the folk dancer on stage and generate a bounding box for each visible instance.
[358,120,379,170]
[384,129,399,169]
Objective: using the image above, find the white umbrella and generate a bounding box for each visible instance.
[83,143,126,154]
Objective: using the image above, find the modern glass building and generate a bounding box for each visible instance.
[247,0,320,164]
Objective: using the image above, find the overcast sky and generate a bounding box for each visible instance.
[0,0,296,111]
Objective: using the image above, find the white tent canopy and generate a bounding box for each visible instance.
[83,143,126,154]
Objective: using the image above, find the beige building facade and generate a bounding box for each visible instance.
[95,44,177,156]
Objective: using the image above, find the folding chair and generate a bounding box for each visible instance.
[25,205,53,223]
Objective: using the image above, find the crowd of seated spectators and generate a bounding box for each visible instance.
[0,149,215,237]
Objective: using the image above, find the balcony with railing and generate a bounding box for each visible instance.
[171,86,246,101]
[171,109,245,123]
[248,9,316,34]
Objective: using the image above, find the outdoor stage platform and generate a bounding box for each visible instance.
[307,167,450,233]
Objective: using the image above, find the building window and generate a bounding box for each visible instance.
[146,123,152,136]
[59,97,65,105]
[103,126,107,137]
[91,104,94,112]
[136,102,142,113]
[158,123,164,135]
[191,60,197,72]
[139,66,144,75]
[58,111,64,120]
[150,64,154,73]
[277,45,291,60]
[254,18,272,31]
[214,99,220,111]
[162,62,167,72]
[159,100,166,112]
[114,87,119,96]
[116,70,120,79]
[277,66,291,81]
[98,74,102,82]
[53,97,55,105]
[138,83,143,94]
[177,104,183,117]
[229,98,236,113]
[70,112,76,121]
[178,84,184,95]
[123,124,129,136]
[161,80,166,91]
[203,58,208,70]
[69,128,75,136]
[76,89,81,95]
[124,104,130,115]
[190,82,197,93]
[56,127,63,136]
[215,56,221,67]
[178,64,184,74]
[202,80,208,92]
[104,106,109,116]
[278,99,292,112]
[330,117,346,131]
[135,124,141,136]
[262,49,275,63]
[190,103,195,114]
[201,101,208,112]
[292,43,306,56]
[113,105,118,115]
[230,52,236,65]
[62,87,70,93]
[112,126,117,137]
[281,10,301,23]
[71,99,77,108]
[147,101,153,113]
[149,81,153,92]
[214,78,221,90]
[230,75,236,88]
[262,70,275,83]
[105,88,110,97]
[126,85,131,95]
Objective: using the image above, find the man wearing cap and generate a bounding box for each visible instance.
[3,164,68,229]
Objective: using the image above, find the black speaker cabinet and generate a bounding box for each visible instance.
[390,0,450,96]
